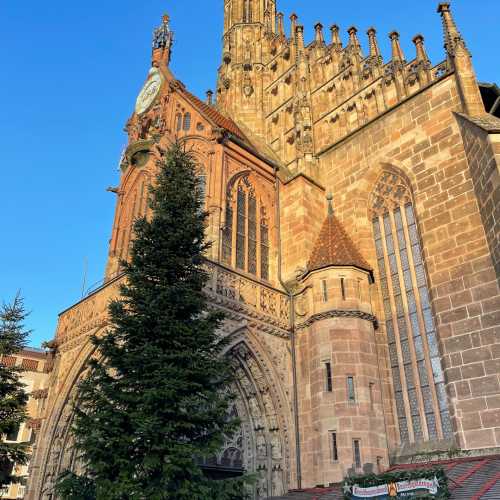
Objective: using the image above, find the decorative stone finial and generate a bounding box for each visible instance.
[296,25,305,52]
[347,26,362,57]
[277,12,285,38]
[367,27,381,59]
[330,25,342,49]
[412,34,429,63]
[290,13,298,38]
[314,22,324,45]
[389,31,405,62]
[326,193,334,216]
[152,13,174,66]
[437,2,467,56]
[347,26,360,45]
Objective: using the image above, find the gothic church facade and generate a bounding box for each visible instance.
[27,2,500,498]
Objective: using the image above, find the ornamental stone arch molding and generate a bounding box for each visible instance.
[222,326,292,499]
[30,324,292,500]
[28,337,99,500]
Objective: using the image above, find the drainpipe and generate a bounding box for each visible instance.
[275,173,302,490]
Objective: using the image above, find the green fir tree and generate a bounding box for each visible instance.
[0,294,30,486]
[57,144,248,499]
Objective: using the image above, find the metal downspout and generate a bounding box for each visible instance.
[275,174,302,490]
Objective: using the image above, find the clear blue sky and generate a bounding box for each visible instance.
[1,1,498,347]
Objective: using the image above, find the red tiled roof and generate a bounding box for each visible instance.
[180,88,247,141]
[0,355,16,367]
[273,455,500,499]
[21,358,39,372]
[389,454,500,499]
[307,212,372,274]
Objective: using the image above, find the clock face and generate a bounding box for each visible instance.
[135,68,162,114]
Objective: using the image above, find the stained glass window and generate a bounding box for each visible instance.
[372,171,451,444]
[236,187,246,270]
[225,175,270,280]
[183,112,191,131]
[247,193,257,275]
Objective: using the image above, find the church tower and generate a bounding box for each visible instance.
[217,0,277,138]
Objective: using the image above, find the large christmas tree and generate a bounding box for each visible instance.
[57,144,248,499]
[0,294,30,486]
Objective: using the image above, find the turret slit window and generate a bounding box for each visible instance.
[224,175,271,279]
[321,279,328,302]
[371,170,452,444]
[340,277,346,300]
[330,431,339,462]
[347,376,356,402]
[325,362,333,392]
[183,112,191,131]
[353,439,362,469]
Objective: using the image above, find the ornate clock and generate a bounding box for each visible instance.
[135,67,163,115]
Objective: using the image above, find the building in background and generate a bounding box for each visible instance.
[26,1,500,498]
[0,349,49,499]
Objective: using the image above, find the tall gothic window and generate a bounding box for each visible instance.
[222,175,270,280]
[183,112,191,131]
[371,170,452,444]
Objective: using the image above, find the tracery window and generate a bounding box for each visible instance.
[183,112,191,131]
[222,175,270,280]
[371,170,452,444]
[175,113,182,131]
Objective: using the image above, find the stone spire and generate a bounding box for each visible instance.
[290,13,298,40]
[437,2,485,115]
[347,26,362,52]
[389,31,405,63]
[330,24,342,49]
[296,24,306,54]
[277,12,285,38]
[152,13,174,67]
[367,27,381,60]
[437,2,467,56]
[413,34,429,63]
[412,34,432,84]
[314,22,325,45]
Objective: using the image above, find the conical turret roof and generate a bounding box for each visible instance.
[307,210,372,275]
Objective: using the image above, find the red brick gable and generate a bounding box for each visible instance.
[307,212,372,274]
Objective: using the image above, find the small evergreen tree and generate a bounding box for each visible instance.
[57,144,248,499]
[0,294,30,486]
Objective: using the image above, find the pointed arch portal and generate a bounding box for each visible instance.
[33,340,288,500]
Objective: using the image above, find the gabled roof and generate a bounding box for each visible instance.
[307,211,372,275]
[179,87,248,141]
